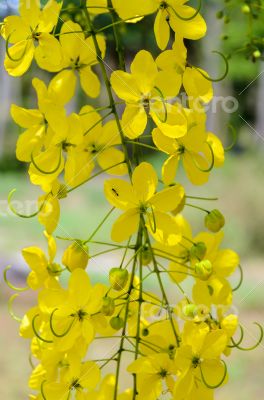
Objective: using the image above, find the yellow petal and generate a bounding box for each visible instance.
[131,50,158,93]
[154,9,170,50]
[4,41,34,76]
[48,70,76,105]
[104,178,137,210]
[150,184,185,212]
[97,148,127,176]
[122,105,148,138]
[35,33,63,72]
[146,211,182,246]
[110,71,140,102]
[11,104,43,128]
[162,155,180,185]
[132,162,157,202]
[201,330,228,359]
[22,247,47,272]
[206,132,225,167]
[213,249,239,278]
[183,152,209,185]
[170,5,207,40]
[80,67,101,98]
[201,359,227,387]
[111,209,140,242]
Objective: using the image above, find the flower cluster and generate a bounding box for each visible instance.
[2,1,262,400]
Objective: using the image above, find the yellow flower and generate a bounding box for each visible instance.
[53,21,106,98]
[2,0,62,76]
[192,231,240,306]
[37,180,65,234]
[173,322,228,399]
[79,106,127,175]
[104,162,185,245]
[111,50,185,139]
[29,112,95,190]
[152,109,224,185]
[22,231,61,290]
[11,77,68,164]
[42,361,100,400]
[42,269,106,351]
[112,0,206,50]
[127,353,177,400]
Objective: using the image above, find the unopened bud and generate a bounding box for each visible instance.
[109,268,128,291]
[216,10,224,19]
[195,260,213,280]
[101,297,115,316]
[110,316,124,330]
[182,304,198,318]
[253,50,261,59]
[190,242,207,260]
[62,242,89,272]
[205,209,225,232]
[141,246,152,266]
[241,4,250,14]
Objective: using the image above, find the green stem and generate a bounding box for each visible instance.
[82,3,132,178]
[85,207,115,243]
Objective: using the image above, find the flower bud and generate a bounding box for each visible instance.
[62,242,89,272]
[110,316,124,330]
[216,10,224,19]
[221,314,238,337]
[109,268,128,291]
[253,50,261,60]
[190,241,207,260]
[101,297,115,316]
[241,4,250,14]
[142,328,149,336]
[204,209,225,232]
[182,304,198,319]
[195,260,213,280]
[141,246,152,266]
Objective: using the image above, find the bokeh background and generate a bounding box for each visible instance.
[0,0,264,399]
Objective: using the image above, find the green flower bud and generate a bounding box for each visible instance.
[101,297,115,316]
[62,242,89,272]
[241,4,250,14]
[195,260,213,280]
[182,304,198,318]
[190,242,207,260]
[142,327,149,336]
[110,316,124,330]
[109,268,128,291]
[253,50,261,59]
[205,209,225,232]
[216,10,224,19]
[141,246,152,266]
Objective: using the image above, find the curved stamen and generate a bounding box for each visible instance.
[231,323,263,351]
[40,380,47,400]
[32,314,53,343]
[191,51,229,82]
[224,124,238,152]
[50,308,76,338]
[168,0,202,21]
[200,359,227,389]
[3,265,29,292]
[153,86,168,123]
[5,33,29,62]
[30,150,62,175]
[8,189,47,218]
[228,324,244,348]
[189,141,215,173]
[8,294,23,322]
[232,264,243,292]
[147,206,157,234]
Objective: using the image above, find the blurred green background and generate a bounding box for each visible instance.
[0,0,264,399]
